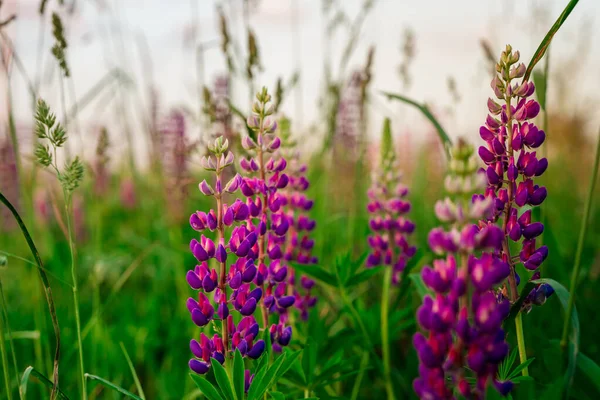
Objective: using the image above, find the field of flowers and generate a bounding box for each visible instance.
[1,0,599,399]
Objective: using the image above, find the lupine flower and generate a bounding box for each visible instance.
[120,177,137,209]
[477,45,553,311]
[0,138,20,231]
[366,119,416,284]
[274,117,318,321]
[160,109,191,219]
[186,136,265,375]
[239,87,294,350]
[414,139,512,399]
[334,71,363,162]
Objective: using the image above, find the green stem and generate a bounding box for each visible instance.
[0,300,13,400]
[0,191,61,400]
[350,350,369,400]
[561,128,600,350]
[514,313,529,376]
[65,195,86,400]
[381,268,395,400]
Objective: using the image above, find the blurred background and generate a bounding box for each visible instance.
[1,0,599,399]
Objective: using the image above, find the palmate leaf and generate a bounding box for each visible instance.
[211,358,235,400]
[247,352,286,400]
[290,262,337,287]
[190,373,224,400]
[233,350,245,400]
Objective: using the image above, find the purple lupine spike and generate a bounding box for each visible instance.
[366,122,415,284]
[187,135,268,375]
[413,138,511,398]
[476,46,552,316]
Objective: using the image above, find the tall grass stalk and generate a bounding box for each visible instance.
[381,268,394,400]
[64,190,86,400]
[560,128,600,351]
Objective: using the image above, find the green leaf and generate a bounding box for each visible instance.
[302,339,318,386]
[269,392,285,400]
[211,358,235,400]
[276,350,301,381]
[120,342,147,400]
[509,358,535,380]
[20,366,69,399]
[381,91,452,157]
[522,0,579,82]
[247,353,286,400]
[233,350,245,400]
[190,373,225,400]
[85,373,143,400]
[531,278,579,391]
[345,267,383,288]
[290,263,337,287]
[408,273,432,299]
[577,352,600,393]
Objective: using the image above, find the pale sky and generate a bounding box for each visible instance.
[1,0,599,164]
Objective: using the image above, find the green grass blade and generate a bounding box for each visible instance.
[522,0,579,82]
[119,342,146,400]
[189,373,224,400]
[84,373,142,400]
[381,91,452,157]
[20,366,69,400]
[576,352,600,393]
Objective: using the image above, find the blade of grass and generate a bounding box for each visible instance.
[85,374,142,400]
[522,0,579,82]
[0,192,61,400]
[20,367,69,400]
[119,342,146,400]
[381,91,452,157]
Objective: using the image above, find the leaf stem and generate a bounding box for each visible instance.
[560,128,600,350]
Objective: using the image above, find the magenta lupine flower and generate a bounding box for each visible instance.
[413,139,513,399]
[239,88,293,350]
[366,123,416,284]
[334,71,364,160]
[0,138,20,231]
[160,109,190,217]
[186,136,265,375]
[477,45,552,311]
[274,117,318,321]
